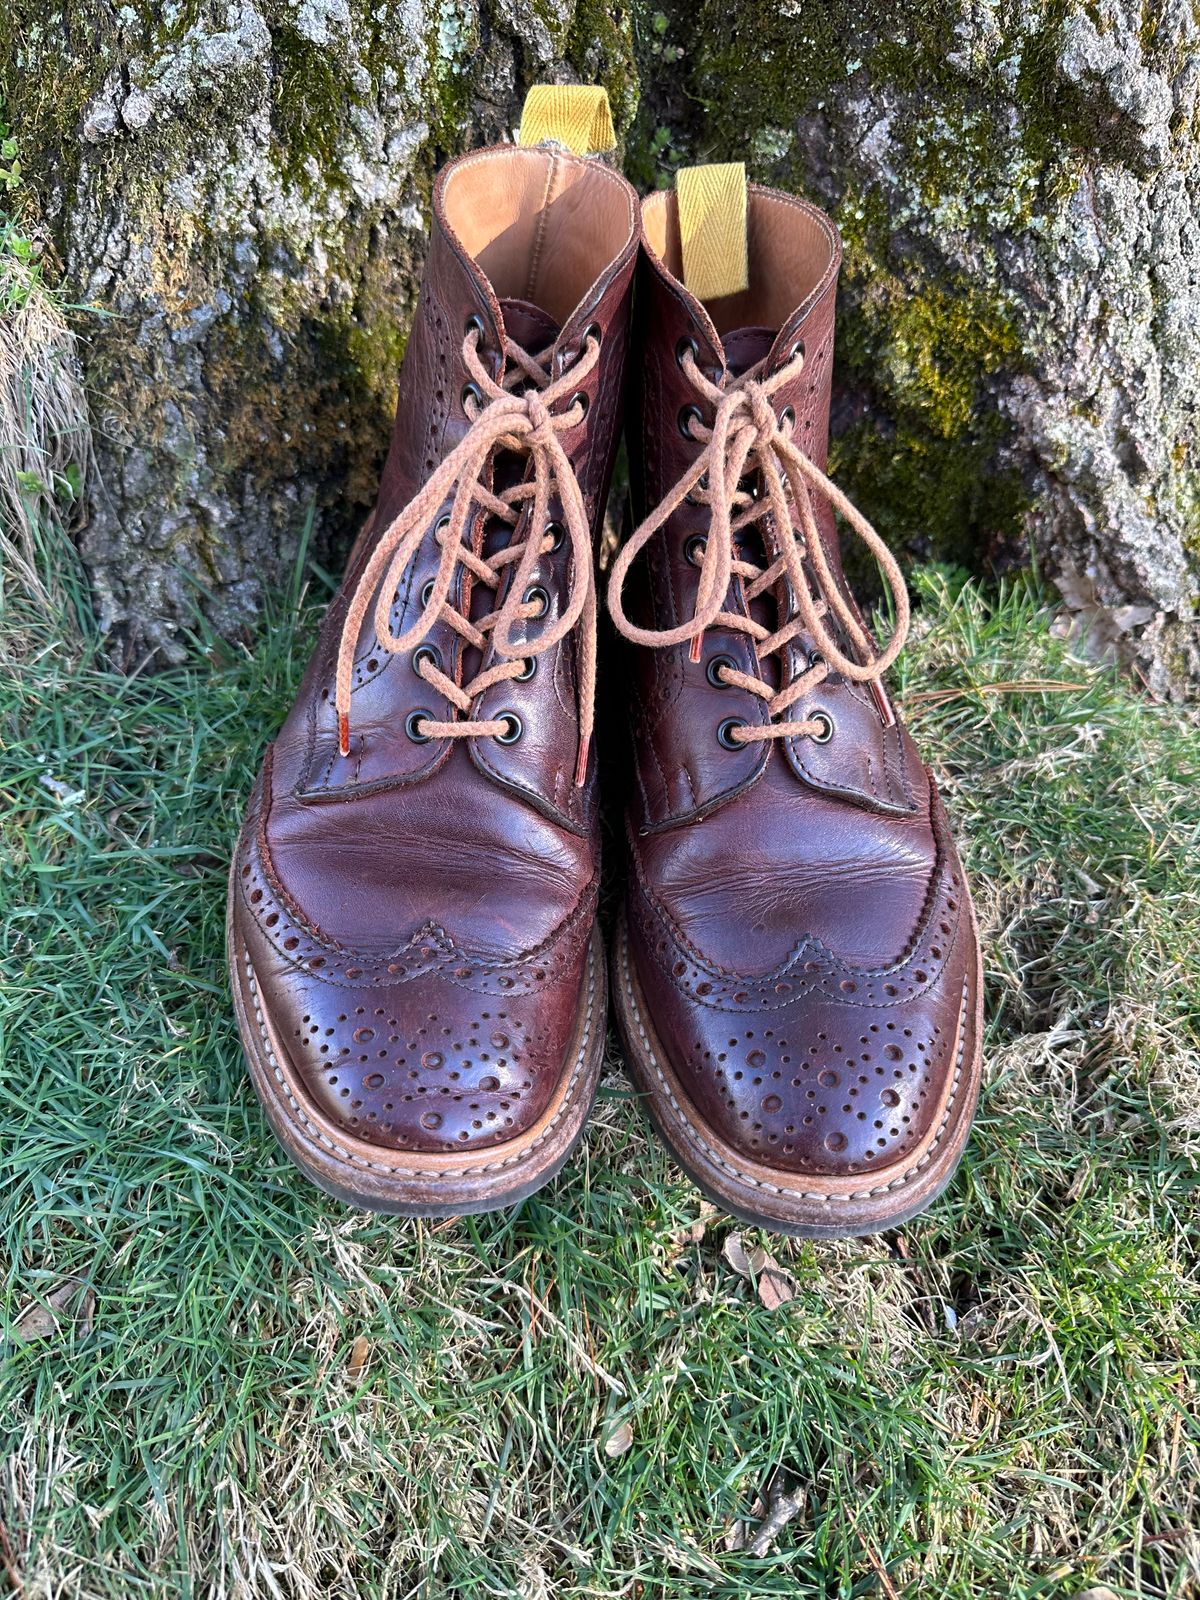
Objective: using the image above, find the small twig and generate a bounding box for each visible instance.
[892,1233,937,1336]
[490,1278,626,1396]
[846,1504,900,1600]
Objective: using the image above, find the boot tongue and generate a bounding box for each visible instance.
[499,297,561,357]
[719,325,784,684]
[721,325,776,379]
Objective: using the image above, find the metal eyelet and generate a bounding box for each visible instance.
[581,321,602,350]
[461,381,483,414]
[406,710,433,744]
[567,391,589,422]
[545,520,564,553]
[420,578,437,608]
[514,657,536,682]
[433,513,451,541]
[788,337,806,362]
[779,404,796,430]
[678,404,704,439]
[809,710,834,744]
[495,711,523,745]
[676,334,699,369]
[706,653,737,688]
[464,313,486,341]
[412,644,442,678]
[684,534,708,568]
[717,717,747,750]
[808,649,826,670]
[525,584,550,619]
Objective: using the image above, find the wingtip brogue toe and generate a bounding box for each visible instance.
[615,790,982,1237]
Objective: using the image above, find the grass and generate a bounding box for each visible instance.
[1,562,1198,1599]
[0,108,95,633]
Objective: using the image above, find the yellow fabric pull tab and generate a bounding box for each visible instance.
[517,84,616,156]
[676,162,749,302]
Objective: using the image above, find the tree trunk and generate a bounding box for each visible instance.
[4,0,1198,691]
[638,0,1200,693]
[1,0,637,661]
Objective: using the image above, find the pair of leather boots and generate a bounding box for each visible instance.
[227,88,983,1239]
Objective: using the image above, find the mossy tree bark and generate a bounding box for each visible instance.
[635,0,1200,692]
[2,0,636,661]
[4,0,1198,690]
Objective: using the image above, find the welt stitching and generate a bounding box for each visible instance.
[620,925,969,1203]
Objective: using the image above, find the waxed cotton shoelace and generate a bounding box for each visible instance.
[607,343,910,743]
[335,325,600,785]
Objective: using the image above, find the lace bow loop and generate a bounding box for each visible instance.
[334,327,600,784]
[607,344,910,743]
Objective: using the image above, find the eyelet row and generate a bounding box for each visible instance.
[412,642,534,684]
[461,313,597,420]
[463,312,603,357]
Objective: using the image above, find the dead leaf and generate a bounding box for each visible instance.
[13,1279,95,1343]
[722,1492,766,1552]
[39,773,84,803]
[603,1420,633,1457]
[1073,1590,1122,1600]
[346,1335,370,1379]
[748,1247,797,1310]
[722,1235,798,1309]
[722,1232,752,1278]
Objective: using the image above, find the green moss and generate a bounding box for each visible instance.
[848,281,1019,443]
[622,0,1053,572]
[567,0,640,139]
[268,23,363,190]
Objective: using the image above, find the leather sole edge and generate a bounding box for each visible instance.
[611,907,984,1239]
[226,861,607,1217]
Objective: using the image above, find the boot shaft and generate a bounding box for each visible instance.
[617,171,925,825]
[275,139,640,833]
[633,181,842,515]
[380,143,641,528]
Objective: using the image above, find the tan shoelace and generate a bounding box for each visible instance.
[608,344,910,743]
[335,325,599,784]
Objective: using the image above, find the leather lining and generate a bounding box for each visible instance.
[643,185,836,333]
[443,147,637,327]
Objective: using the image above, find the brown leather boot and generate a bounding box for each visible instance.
[228,95,640,1213]
[608,167,982,1237]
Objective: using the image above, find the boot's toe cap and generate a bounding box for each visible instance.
[231,839,593,1158]
[626,868,979,1185]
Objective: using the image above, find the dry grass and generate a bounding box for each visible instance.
[0,228,94,622]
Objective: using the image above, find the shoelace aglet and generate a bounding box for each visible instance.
[338,713,351,759]
[689,635,703,665]
[870,679,897,729]
[574,735,590,789]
